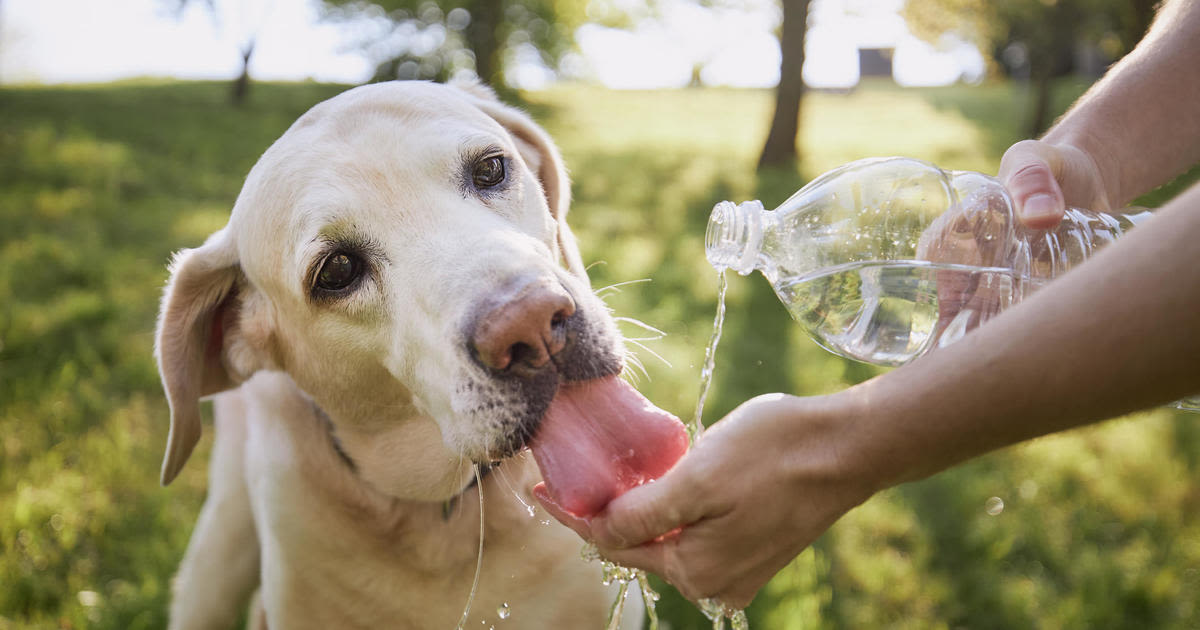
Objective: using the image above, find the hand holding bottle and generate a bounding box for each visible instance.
[918,139,1116,342]
[999,140,1114,229]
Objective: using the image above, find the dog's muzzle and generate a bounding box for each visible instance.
[459,275,623,459]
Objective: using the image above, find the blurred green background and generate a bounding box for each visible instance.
[3,1,1200,629]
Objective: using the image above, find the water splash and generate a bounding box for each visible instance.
[605,579,631,630]
[589,269,735,630]
[699,598,749,630]
[454,465,486,630]
[637,571,661,630]
[583,543,661,630]
[692,271,749,629]
[690,270,728,441]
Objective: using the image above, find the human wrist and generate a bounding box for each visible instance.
[828,371,978,493]
[805,387,898,499]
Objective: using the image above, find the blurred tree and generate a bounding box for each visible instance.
[164,0,270,106]
[903,0,1155,137]
[321,0,587,89]
[758,0,812,170]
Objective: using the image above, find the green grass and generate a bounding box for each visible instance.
[2,79,1198,629]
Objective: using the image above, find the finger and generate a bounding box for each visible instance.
[532,482,593,540]
[593,539,672,578]
[588,465,709,549]
[999,140,1066,229]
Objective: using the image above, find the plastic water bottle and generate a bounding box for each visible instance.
[705,156,1198,412]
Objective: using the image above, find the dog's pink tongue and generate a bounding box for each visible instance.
[530,376,688,518]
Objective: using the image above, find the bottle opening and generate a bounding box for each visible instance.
[705,200,760,275]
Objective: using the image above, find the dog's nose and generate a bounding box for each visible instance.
[470,279,576,373]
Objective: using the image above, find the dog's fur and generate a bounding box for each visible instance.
[156,81,642,629]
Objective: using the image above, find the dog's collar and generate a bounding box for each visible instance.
[310,401,358,472]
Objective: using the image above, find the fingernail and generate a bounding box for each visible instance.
[1021,193,1059,221]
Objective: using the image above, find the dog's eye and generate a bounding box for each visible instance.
[472,155,506,189]
[316,252,362,292]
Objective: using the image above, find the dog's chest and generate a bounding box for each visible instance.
[242,423,617,629]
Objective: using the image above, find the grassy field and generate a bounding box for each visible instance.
[1,79,1198,629]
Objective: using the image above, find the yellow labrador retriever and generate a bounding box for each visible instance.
[155,81,687,629]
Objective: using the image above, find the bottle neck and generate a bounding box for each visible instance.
[706,200,765,275]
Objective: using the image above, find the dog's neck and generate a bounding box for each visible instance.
[314,400,492,518]
[303,396,475,504]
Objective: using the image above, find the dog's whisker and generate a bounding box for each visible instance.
[594,277,652,297]
[625,338,672,370]
[455,464,486,629]
[613,316,667,338]
[622,351,648,387]
[584,260,608,272]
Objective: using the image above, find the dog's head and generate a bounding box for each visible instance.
[155,81,626,500]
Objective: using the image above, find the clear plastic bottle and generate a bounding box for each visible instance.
[706,156,1198,411]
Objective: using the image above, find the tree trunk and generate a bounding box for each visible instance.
[465,0,503,89]
[231,40,255,107]
[1024,1,1073,137]
[758,0,812,171]
[1026,63,1053,138]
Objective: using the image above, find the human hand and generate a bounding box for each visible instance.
[999,139,1112,229]
[533,393,877,609]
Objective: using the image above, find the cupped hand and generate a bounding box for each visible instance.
[999,139,1112,229]
[534,392,877,609]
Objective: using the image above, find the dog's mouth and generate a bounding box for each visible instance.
[528,375,689,519]
[458,299,687,518]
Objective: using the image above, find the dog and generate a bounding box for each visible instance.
[154,80,651,629]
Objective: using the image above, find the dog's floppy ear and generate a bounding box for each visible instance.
[155,228,250,485]
[455,81,587,280]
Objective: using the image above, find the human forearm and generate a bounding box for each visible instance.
[847,181,1200,489]
[1042,0,1200,205]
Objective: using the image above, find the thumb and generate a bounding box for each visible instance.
[589,463,708,550]
[999,140,1067,230]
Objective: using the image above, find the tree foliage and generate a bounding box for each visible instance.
[903,0,1157,136]
[322,0,588,88]
[904,0,1151,65]
[759,0,812,171]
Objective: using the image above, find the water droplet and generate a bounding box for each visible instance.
[497,603,511,619]
[985,496,1005,515]
[540,519,551,526]
[525,504,536,518]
